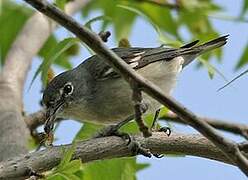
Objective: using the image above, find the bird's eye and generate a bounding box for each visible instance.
[63,84,73,95]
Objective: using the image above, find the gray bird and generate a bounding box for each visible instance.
[42,35,228,132]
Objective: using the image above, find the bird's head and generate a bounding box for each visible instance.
[42,67,93,129]
[42,70,76,120]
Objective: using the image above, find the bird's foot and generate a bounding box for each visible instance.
[93,124,168,158]
[128,136,152,158]
[158,126,171,136]
[93,123,153,157]
[151,109,171,136]
[149,126,171,158]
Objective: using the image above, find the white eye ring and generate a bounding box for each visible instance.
[63,82,74,95]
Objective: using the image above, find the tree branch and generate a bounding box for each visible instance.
[24,110,46,130]
[0,132,245,179]
[0,0,90,162]
[23,0,248,176]
[161,111,248,140]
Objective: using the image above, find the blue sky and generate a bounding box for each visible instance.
[23,0,248,179]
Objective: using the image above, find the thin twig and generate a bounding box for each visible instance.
[218,68,248,91]
[98,31,111,42]
[131,81,152,137]
[24,110,46,130]
[161,111,248,140]
[23,0,248,176]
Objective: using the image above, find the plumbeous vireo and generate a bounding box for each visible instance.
[42,35,228,126]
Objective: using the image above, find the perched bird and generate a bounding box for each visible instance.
[42,35,228,133]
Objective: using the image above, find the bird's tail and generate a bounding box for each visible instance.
[182,35,229,67]
[196,35,229,54]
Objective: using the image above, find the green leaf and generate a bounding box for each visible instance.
[241,0,248,16]
[82,0,137,40]
[0,0,33,64]
[236,44,248,70]
[57,142,76,171]
[136,163,150,172]
[47,144,84,180]
[61,173,81,180]
[59,160,82,174]
[74,169,84,179]
[158,35,182,47]
[38,35,72,69]
[55,0,67,10]
[74,122,102,141]
[120,120,138,134]
[117,5,165,42]
[133,2,178,37]
[117,4,182,47]
[46,150,83,180]
[47,172,82,180]
[159,107,169,117]
[83,158,137,180]
[84,15,112,29]
[181,0,221,12]
[46,173,67,180]
[30,37,78,87]
[113,6,136,40]
[198,57,228,81]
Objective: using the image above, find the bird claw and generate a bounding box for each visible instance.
[149,126,171,158]
[159,126,171,136]
[128,137,152,158]
[93,124,153,158]
[153,153,164,158]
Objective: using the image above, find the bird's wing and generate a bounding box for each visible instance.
[81,46,191,81]
[81,35,228,81]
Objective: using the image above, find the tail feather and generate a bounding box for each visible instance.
[180,40,199,49]
[182,35,229,67]
[127,35,229,69]
[197,35,229,54]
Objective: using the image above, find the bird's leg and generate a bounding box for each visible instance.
[150,109,171,158]
[93,116,134,139]
[93,114,152,158]
[151,109,171,136]
[151,109,161,130]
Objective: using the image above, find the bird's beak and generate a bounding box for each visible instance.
[44,98,65,133]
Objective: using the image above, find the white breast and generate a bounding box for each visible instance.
[137,56,184,94]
